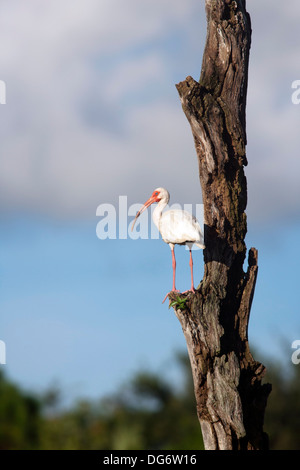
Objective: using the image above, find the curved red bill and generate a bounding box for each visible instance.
[131,195,156,232]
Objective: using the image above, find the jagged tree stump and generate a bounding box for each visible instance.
[169,0,271,450]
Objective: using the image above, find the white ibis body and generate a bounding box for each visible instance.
[131,188,205,303]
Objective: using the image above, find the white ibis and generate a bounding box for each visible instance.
[131,187,205,303]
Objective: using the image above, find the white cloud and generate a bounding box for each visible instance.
[0,0,298,224]
[0,0,204,217]
[104,54,167,102]
[245,0,300,222]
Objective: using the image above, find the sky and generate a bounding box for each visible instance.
[0,0,299,406]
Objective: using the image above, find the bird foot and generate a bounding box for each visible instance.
[162,289,180,304]
[182,286,196,295]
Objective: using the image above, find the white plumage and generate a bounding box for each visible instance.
[132,187,205,302]
[157,209,204,247]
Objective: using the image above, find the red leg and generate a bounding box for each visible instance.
[171,245,176,291]
[183,248,196,294]
[162,245,179,303]
[189,249,195,293]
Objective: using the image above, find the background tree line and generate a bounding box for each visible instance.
[0,350,299,450]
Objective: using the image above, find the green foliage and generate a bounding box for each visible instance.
[169,296,188,310]
[263,359,300,450]
[0,371,41,449]
[0,351,299,450]
[38,352,204,450]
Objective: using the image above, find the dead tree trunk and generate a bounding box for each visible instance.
[170,0,271,450]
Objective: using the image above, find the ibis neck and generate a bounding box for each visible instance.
[152,201,166,229]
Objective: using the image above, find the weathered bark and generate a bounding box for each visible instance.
[170,0,271,450]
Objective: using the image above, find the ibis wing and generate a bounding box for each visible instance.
[159,210,204,246]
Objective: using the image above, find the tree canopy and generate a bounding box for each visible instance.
[0,351,299,450]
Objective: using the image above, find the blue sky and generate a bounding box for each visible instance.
[0,0,299,405]
[0,214,299,404]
